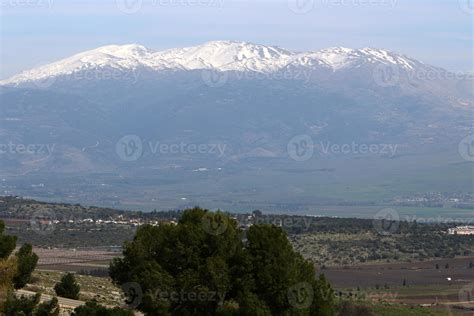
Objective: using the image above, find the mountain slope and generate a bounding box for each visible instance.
[0,41,472,177]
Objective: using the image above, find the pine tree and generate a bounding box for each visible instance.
[13,243,38,289]
[54,273,81,300]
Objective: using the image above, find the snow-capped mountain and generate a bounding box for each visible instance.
[0,41,472,177]
[1,41,427,85]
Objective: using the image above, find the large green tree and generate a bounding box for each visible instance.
[110,208,336,315]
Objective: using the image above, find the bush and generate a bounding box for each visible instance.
[54,273,81,300]
[72,301,134,316]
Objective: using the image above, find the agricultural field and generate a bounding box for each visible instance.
[324,257,474,315]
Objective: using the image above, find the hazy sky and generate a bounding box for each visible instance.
[0,0,472,79]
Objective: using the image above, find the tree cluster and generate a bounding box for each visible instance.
[110,208,336,315]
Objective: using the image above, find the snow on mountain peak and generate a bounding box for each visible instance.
[1,41,428,86]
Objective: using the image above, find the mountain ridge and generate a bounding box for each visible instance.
[1,41,441,86]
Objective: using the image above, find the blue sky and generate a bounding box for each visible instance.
[0,0,472,79]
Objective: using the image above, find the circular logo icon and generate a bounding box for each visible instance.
[116,0,143,14]
[116,135,143,162]
[459,0,474,14]
[288,0,315,14]
[201,69,228,88]
[458,134,474,162]
[373,63,400,87]
[287,135,314,161]
[122,282,143,309]
[288,282,314,309]
[373,208,400,235]
[30,209,56,235]
[201,212,228,236]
